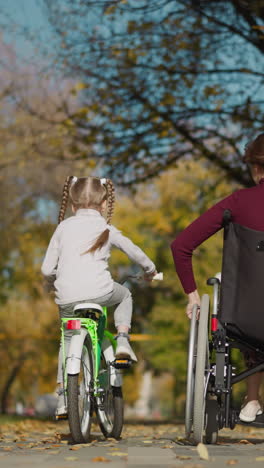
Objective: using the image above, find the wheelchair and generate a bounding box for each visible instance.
[185,211,264,445]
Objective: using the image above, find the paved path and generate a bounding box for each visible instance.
[0,419,264,467]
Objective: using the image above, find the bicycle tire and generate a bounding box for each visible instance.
[185,304,198,438]
[67,335,94,443]
[97,386,123,439]
[96,345,124,439]
[193,294,210,445]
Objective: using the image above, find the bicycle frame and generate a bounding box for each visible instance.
[60,306,120,395]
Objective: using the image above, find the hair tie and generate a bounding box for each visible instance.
[100,178,107,186]
[71,176,78,184]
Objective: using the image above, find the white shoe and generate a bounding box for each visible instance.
[239,400,262,422]
[55,389,67,418]
[115,335,138,362]
[55,405,68,418]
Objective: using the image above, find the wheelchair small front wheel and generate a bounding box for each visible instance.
[205,399,219,444]
[193,294,210,445]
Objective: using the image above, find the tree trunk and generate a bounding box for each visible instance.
[1,353,28,414]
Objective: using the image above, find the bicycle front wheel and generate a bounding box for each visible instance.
[67,335,94,443]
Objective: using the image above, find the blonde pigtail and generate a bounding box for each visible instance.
[106,178,115,224]
[58,176,74,224]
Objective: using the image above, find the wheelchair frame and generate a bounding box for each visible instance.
[185,276,264,445]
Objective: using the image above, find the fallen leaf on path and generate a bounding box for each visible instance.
[64,456,79,461]
[179,465,204,468]
[107,452,128,457]
[176,437,192,445]
[91,457,111,462]
[238,439,253,444]
[226,460,238,465]
[143,440,152,444]
[197,442,210,460]
[255,457,264,461]
[162,444,174,448]
[2,447,13,452]
[41,438,55,444]
[176,455,192,460]
[69,446,81,451]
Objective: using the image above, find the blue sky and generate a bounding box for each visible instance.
[0,0,53,60]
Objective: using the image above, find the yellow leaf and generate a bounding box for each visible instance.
[107,452,128,456]
[74,82,88,91]
[197,442,210,460]
[91,457,111,462]
[104,5,117,15]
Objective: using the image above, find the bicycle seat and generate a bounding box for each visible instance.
[73,303,104,314]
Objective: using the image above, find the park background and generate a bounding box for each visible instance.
[0,0,263,421]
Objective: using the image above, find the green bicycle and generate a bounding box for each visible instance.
[59,302,130,443]
[58,272,163,443]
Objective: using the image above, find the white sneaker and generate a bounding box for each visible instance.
[55,405,68,418]
[55,389,67,419]
[115,335,138,362]
[239,400,262,422]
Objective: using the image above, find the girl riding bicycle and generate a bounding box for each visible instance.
[41,176,157,416]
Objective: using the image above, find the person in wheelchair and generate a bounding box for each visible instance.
[171,133,264,424]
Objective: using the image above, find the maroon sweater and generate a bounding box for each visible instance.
[171,179,264,294]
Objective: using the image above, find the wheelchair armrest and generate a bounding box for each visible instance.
[207,277,220,286]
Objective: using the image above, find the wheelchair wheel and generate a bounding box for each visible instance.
[185,304,199,438]
[193,294,210,445]
[205,399,219,444]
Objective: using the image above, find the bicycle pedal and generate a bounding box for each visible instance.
[112,358,132,369]
[55,413,68,421]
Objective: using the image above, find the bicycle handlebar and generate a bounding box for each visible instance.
[152,272,163,281]
[123,272,163,283]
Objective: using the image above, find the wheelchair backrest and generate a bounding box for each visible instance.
[219,221,264,344]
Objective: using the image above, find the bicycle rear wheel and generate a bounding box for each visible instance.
[96,341,124,439]
[67,335,94,443]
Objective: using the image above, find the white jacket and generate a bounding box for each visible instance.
[41,209,156,304]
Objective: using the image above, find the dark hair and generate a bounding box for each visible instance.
[243,133,264,166]
[58,176,115,254]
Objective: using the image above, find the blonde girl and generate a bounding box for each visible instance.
[41,176,157,416]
